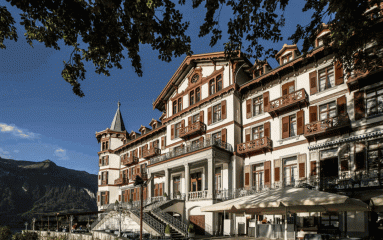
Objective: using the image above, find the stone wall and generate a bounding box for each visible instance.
[23,230,127,240]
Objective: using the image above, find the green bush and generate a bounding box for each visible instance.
[0,226,12,240]
[188,223,195,233]
[11,232,38,240]
[165,224,171,234]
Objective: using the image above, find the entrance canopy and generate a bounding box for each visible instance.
[201,187,369,214]
[370,194,383,212]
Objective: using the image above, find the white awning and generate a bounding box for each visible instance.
[370,194,383,212]
[201,187,369,213]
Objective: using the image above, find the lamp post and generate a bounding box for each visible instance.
[32,218,36,231]
[134,174,153,240]
[70,215,74,235]
[48,216,50,231]
[114,201,122,237]
[25,222,28,231]
[56,213,59,232]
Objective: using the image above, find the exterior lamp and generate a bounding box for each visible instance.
[25,222,28,231]
[134,174,153,240]
[32,218,36,231]
[70,215,74,234]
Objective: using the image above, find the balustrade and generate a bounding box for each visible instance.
[188,190,208,200]
[114,177,129,185]
[304,113,350,138]
[179,121,206,139]
[152,208,188,235]
[268,88,308,114]
[237,137,272,155]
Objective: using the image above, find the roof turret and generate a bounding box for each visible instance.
[110,101,126,132]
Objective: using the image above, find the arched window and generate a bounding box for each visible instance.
[216,75,222,92]
[209,79,215,95]
[190,90,195,106]
[173,101,177,114]
[196,88,200,102]
[178,98,182,112]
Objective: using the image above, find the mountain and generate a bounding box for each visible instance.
[0,157,98,227]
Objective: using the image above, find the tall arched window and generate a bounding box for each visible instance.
[216,75,222,92]
[190,90,195,106]
[209,79,215,95]
[196,88,200,102]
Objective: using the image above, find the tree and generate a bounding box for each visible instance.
[0,226,12,240]
[1,0,382,97]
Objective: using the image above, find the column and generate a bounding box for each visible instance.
[164,168,170,199]
[148,172,154,200]
[208,155,215,199]
[185,164,190,201]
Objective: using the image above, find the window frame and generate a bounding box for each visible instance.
[196,87,201,103]
[209,79,216,95]
[173,101,177,114]
[216,75,222,92]
[190,90,195,106]
[252,125,264,140]
[252,95,263,117]
[174,122,181,138]
[318,65,335,92]
[281,53,292,65]
[192,113,199,123]
[212,131,221,143]
[212,103,222,123]
[319,101,337,120]
[366,87,383,117]
[178,98,182,112]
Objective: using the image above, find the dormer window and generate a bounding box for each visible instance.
[153,123,156,130]
[281,53,292,65]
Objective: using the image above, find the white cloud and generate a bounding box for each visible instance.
[0,148,11,159]
[0,123,40,139]
[13,150,19,153]
[54,148,69,160]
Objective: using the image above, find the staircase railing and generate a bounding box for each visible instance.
[130,209,165,236]
[90,212,109,230]
[151,208,187,236]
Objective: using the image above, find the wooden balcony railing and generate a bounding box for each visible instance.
[130,172,148,181]
[114,177,129,185]
[143,148,161,159]
[304,113,351,138]
[101,180,108,185]
[236,137,272,155]
[179,121,206,139]
[267,89,308,115]
[121,155,139,165]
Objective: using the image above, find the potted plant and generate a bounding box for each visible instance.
[176,191,181,199]
[164,224,171,238]
[188,223,195,238]
[163,192,168,200]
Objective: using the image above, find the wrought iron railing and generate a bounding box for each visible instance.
[149,139,233,165]
[237,137,272,155]
[188,190,208,200]
[179,121,206,139]
[130,209,165,235]
[268,88,308,112]
[143,147,161,158]
[304,113,350,137]
[152,208,188,236]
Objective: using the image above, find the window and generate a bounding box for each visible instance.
[152,123,156,130]
[290,115,296,137]
[366,87,383,117]
[255,68,264,77]
[252,96,263,116]
[190,172,202,192]
[252,125,264,140]
[192,114,199,123]
[101,192,106,205]
[173,176,181,194]
[318,38,323,47]
[216,75,222,92]
[318,65,335,91]
[212,132,221,143]
[319,101,337,120]
[209,79,215,95]
[283,156,298,186]
[196,88,200,102]
[173,101,177,114]
[175,123,181,138]
[282,113,299,139]
[367,140,383,175]
[178,98,182,112]
[190,90,195,105]
[215,167,222,192]
[281,53,292,64]
[213,103,222,123]
[252,164,264,190]
[191,139,201,149]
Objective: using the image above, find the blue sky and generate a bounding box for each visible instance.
[0,1,313,175]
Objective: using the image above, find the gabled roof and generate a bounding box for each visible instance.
[149,119,162,127]
[110,101,126,132]
[138,125,151,133]
[275,44,300,59]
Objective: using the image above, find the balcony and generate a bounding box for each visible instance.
[101,180,108,185]
[304,113,351,141]
[236,137,272,156]
[179,121,206,139]
[143,148,161,159]
[114,177,129,185]
[130,172,148,181]
[122,155,139,165]
[148,139,233,166]
[267,89,308,117]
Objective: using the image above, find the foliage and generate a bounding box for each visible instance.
[11,232,38,240]
[1,0,382,96]
[163,192,167,197]
[164,224,171,234]
[0,226,12,240]
[188,223,194,233]
[176,191,181,196]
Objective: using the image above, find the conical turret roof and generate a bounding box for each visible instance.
[110,101,126,132]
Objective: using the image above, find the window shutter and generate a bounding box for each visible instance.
[188,116,192,126]
[160,183,163,196]
[139,147,142,158]
[208,107,212,125]
[263,91,269,112]
[274,159,281,182]
[296,110,304,135]
[309,71,317,95]
[246,99,252,118]
[354,91,365,120]
[161,137,165,150]
[97,193,100,205]
[99,158,101,166]
[264,122,270,138]
[119,195,121,201]
[106,155,109,165]
[264,161,271,186]
[335,60,344,85]
[282,116,290,139]
[200,110,204,123]
[298,153,307,179]
[309,106,318,123]
[221,100,227,120]
[221,128,227,143]
[171,124,175,140]
[199,136,204,143]
[245,128,251,142]
[310,161,317,176]
[244,165,250,188]
[98,174,101,180]
[282,82,289,96]
[181,119,185,129]
[105,191,109,205]
[337,95,347,115]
